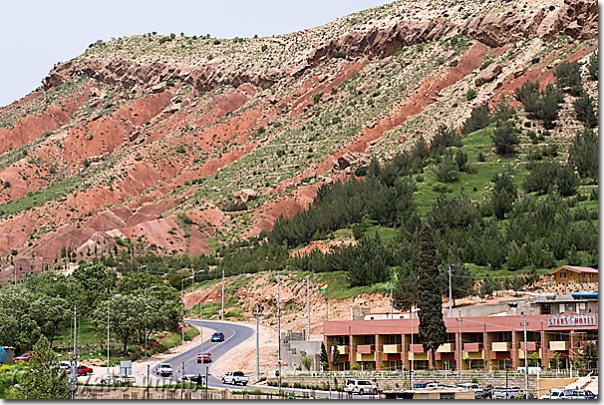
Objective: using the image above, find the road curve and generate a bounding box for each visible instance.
[153,319,254,389]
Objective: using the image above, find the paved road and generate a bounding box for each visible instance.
[151,319,254,389]
[153,320,381,399]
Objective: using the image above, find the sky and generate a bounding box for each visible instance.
[0,0,392,108]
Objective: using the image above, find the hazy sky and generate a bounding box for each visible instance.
[1,0,392,107]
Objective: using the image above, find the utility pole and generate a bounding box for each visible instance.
[448,264,453,318]
[253,303,263,381]
[522,314,529,399]
[70,303,77,400]
[277,270,281,366]
[457,311,463,384]
[307,276,310,340]
[221,268,225,321]
[390,281,394,319]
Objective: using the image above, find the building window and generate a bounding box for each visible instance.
[560,272,568,279]
[440,393,455,400]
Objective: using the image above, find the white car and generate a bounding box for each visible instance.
[540,388,573,399]
[493,385,521,399]
[156,363,173,377]
[344,379,378,396]
[99,374,136,384]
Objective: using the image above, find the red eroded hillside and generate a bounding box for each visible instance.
[0,0,597,281]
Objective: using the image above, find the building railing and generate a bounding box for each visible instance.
[279,369,587,379]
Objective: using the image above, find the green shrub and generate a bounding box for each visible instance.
[465,88,477,101]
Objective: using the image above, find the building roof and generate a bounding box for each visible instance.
[551,265,598,275]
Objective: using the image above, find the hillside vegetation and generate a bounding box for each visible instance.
[0,0,597,305]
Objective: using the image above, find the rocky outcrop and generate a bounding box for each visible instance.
[475,63,502,86]
[460,0,597,47]
[42,0,596,94]
[306,18,456,67]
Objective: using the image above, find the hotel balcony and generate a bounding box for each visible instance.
[409,344,425,353]
[519,341,540,351]
[463,343,483,352]
[549,341,570,351]
[462,350,484,360]
[357,344,375,354]
[356,353,375,362]
[491,342,512,352]
[518,349,542,359]
[383,344,401,354]
[437,343,455,353]
[331,345,349,355]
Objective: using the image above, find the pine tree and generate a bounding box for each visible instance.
[568,128,598,179]
[320,342,329,371]
[393,260,418,312]
[18,335,69,399]
[417,223,447,366]
[331,339,341,370]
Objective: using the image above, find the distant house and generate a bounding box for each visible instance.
[551,266,598,284]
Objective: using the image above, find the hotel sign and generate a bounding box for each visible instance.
[547,314,597,327]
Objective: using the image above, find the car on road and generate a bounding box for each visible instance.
[156,362,173,377]
[344,379,378,396]
[197,352,212,363]
[493,385,521,399]
[14,352,32,362]
[211,332,225,342]
[412,382,428,389]
[99,374,136,384]
[178,374,205,385]
[222,371,250,386]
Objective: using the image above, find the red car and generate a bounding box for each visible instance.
[14,352,32,362]
[197,352,212,363]
[67,365,93,376]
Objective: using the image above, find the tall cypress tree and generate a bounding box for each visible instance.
[417,223,447,367]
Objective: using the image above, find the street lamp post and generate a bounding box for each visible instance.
[144,286,157,358]
[410,307,421,389]
[190,270,205,318]
[107,294,122,373]
[199,299,213,373]
[181,276,194,343]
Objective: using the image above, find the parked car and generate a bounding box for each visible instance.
[99,374,136,384]
[197,352,212,363]
[412,382,428,389]
[493,385,521,399]
[567,389,596,400]
[540,388,573,399]
[14,352,32,362]
[475,387,493,399]
[59,362,71,371]
[178,374,205,385]
[74,365,93,376]
[211,332,225,342]
[221,371,251,386]
[156,362,173,377]
[344,379,378,395]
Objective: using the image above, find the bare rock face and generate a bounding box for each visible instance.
[474,63,502,86]
[41,0,596,95]
[460,0,597,47]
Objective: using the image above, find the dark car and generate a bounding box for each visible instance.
[476,388,492,399]
[412,382,428,389]
[178,374,205,385]
[211,332,225,342]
